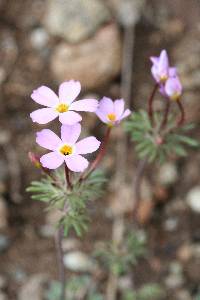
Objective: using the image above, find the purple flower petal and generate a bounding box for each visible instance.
[30,108,58,124]
[59,111,82,125]
[36,129,62,151]
[169,67,177,77]
[65,154,89,172]
[98,97,114,115]
[70,99,98,112]
[59,80,81,104]
[61,123,81,144]
[120,109,131,120]
[165,76,182,100]
[95,110,108,124]
[114,99,124,119]
[75,137,101,155]
[158,50,169,74]
[31,86,59,107]
[40,152,64,169]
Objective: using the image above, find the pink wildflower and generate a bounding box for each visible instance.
[30,80,98,125]
[36,123,100,172]
[165,76,182,101]
[96,97,131,126]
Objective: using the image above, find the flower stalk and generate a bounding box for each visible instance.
[148,83,158,126]
[80,126,111,181]
[55,226,66,300]
[176,99,185,127]
[159,98,171,131]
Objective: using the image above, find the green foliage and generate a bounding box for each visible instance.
[122,283,165,300]
[95,231,146,276]
[45,276,103,300]
[27,169,107,237]
[124,111,199,164]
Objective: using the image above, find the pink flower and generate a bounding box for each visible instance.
[165,76,182,101]
[30,80,98,125]
[96,97,131,126]
[150,50,176,84]
[36,123,100,172]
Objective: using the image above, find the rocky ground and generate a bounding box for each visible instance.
[0,0,200,299]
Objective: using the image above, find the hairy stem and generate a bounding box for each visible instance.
[176,99,185,127]
[133,158,148,220]
[80,127,111,181]
[148,83,159,126]
[159,98,171,131]
[55,226,66,300]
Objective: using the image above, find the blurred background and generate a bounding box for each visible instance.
[0,0,200,299]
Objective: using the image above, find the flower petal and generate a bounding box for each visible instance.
[98,97,114,115]
[31,86,59,107]
[40,152,64,169]
[59,80,81,104]
[70,99,98,112]
[96,110,108,124]
[36,129,62,151]
[75,137,101,155]
[65,155,89,172]
[30,108,58,124]
[59,111,82,125]
[120,109,131,121]
[61,123,81,144]
[114,99,125,119]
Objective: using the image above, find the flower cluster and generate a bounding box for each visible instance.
[150,49,182,101]
[30,80,130,173]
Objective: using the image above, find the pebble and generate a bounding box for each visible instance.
[164,217,178,232]
[158,163,178,186]
[0,294,8,300]
[165,262,184,289]
[0,235,10,253]
[44,0,111,43]
[30,28,49,50]
[0,198,8,229]
[62,238,81,252]
[38,224,55,238]
[175,289,192,300]
[186,186,200,213]
[0,275,7,289]
[63,251,96,272]
[18,274,48,300]
[50,24,122,89]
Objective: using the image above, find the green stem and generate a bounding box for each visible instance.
[55,226,66,300]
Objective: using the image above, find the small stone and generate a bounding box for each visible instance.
[30,28,49,50]
[118,276,132,290]
[177,244,192,263]
[165,274,184,289]
[0,235,10,253]
[18,274,48,300]
[175,289,192,300]
[0,293,8,300]
[63,251,96,272]
[50,24,122,89]
[44,0,111,43]
[164,218,178,232]
[0,275,7,289]
[158,163,178,186]
[186,186,200,213]
[62,238,81,252]
[38,224,55,238]
[0,198,8,229]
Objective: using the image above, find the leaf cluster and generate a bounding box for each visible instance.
[124,111,199,164]
[45,276,103,300]
[27,169,107,237]
[94,231,146,276]
[122,283,165,300]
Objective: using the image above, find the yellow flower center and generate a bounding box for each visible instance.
[171,92,180,101]
[107,113,116,122]
[59,144,73,156]
[56,103,69,113]
[160,75,168,83]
